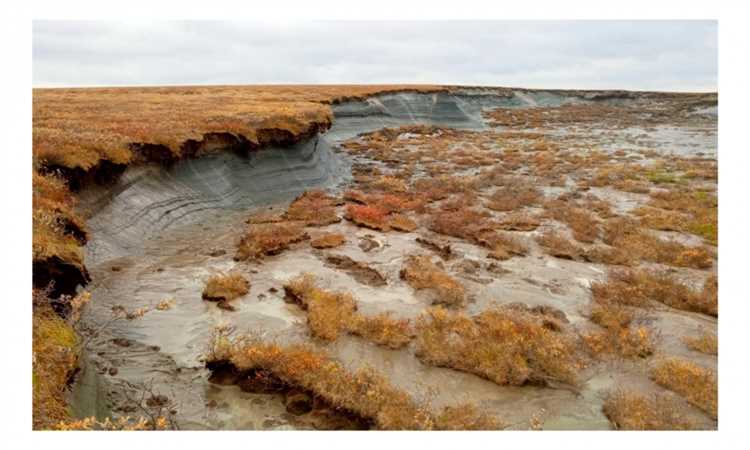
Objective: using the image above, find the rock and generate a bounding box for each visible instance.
[108,367,118,376]
[323,254,387,287]
[358,236,380,252]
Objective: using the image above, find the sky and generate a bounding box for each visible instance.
[32,20,717,91]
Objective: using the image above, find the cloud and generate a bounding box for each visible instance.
[32,20,717,91]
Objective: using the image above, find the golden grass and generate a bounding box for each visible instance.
[546,201,599,243]
[33,85,448,171]
[32,173,86,270]
[285,190,341,226]
[583,304,655,359]
[235,222,308,260]
[498,212,541,231]
[536,231,582,261]
[202,272,250,301]
[602,389,697,430]
[284,274,412,349]
[345,204,390,231]
[485,182,542,212]
[650,358,718,419]
[33,301,79,429]
[207,337,503,430]
[310,232,346,249]
[387,214,418,232]
[415,306,580,386]
[400,256,466,307]
[683,330,718,355]
[592,269,717,317]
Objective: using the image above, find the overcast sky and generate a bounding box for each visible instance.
[32,21,717,91]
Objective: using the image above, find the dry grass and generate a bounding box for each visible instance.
[485,232,528,260]
[591,269,717,317]
[33,302,79,429]
[546,202,599,243]
[345,204,390,231]
[284,274,412,349]
[33,85,448,171]
[400,256,466,307]
[602,389,697,430]
[285,190,341,226]
[387,214,418,232]
[310,233,346,249]
[498,212,541,231]
[32,173,87,272]
[650,358,718,419]
[584,270,662,359]
[683,330,718,355]
[415,306,580,386]
[207,336,503,430]
[485,182,542,212]
[349,313,414,350]
[235,222,308,260]
[202,272,249,302]
[536,231,582,260]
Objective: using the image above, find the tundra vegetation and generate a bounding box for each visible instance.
[33,87,717,430]
[206,334,504,430]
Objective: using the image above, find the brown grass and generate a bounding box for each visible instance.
[498,212,541,231]
[207,337,503,430]
[387,214,418,232]
[591,269,717,317]
[235,222,308,260]
[650,358,718,418]
[33,302,79,429]
[485,182,542,212]
[415,306,580,386]
[345,204,390,231]
[683,330,718,355]
[310,233,346,249]
[602,389,697,430]
[546,202,599,243]
[33,85,450,171]
[32,173,86,271]
[284,274,412,349]
[285,190,341,226]
[202,272,250,301]
[400,256,466,307]
[485,232,528,260]
[536,231,582,260]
